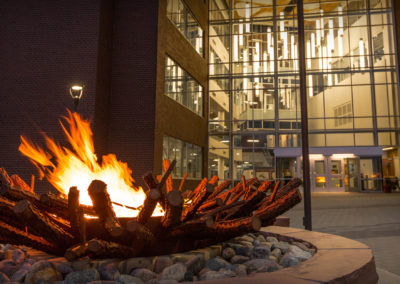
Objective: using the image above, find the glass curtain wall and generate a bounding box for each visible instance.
[209,0,400,185]
[209,0,300,182]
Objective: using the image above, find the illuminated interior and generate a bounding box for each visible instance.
[208,0,400,192]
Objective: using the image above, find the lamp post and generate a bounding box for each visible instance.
[69,85,84,112]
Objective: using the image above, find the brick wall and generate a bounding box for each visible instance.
[0,0,101,193]
[107,0,159,187]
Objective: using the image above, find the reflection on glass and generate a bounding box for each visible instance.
[167,0,204,55]
[165,56,203,116]
[331,160,342,174]
[163,135,202,179]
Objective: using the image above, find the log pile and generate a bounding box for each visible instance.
[0,161,302,260]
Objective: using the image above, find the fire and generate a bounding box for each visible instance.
[18,110,163,217]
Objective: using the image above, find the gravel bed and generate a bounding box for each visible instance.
[0,232,316,283]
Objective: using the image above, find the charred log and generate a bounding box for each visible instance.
[88,180,123,237]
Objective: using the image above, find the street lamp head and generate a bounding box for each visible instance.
[69,84,84,112]
[69,85,84,100]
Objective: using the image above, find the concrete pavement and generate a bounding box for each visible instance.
[284,192,400,283]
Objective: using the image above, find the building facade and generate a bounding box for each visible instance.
[1,0,399,193]
[208,0,400,192]
[0,0,208,191]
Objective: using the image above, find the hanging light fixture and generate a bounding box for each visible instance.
[246,3,250,33]
[359,38,365,68]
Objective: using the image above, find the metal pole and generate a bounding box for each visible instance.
[296,0,312,230]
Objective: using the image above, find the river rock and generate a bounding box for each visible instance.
[0,272,10,283]
[87,281,120,284]
[259,242,272,250]
[185,254,205,275]
[99,262,120,280]
[251,245,270,259]
[227,264,247,277]
[55,262,74,275]
[221,248,235,260]
[119,258,152,274]
[10,267,29,282]
[234,235,254,243]
[119,274,144,284]
[197,267,210,278]
[183,271,194,282]
[24,261,63,284]
[285,245,313,261]
[255,234,266,243]
[152,256,173,274]
[0,259,19,277]
[279,255,301,267]
[271,241,290,253]
[159,263,186,282]
[230,255,249,264]
[206,257,230,271]
[237,241,253,247]
[11,249,25,265]
[71,260,91,271]
[268,255,278,263]
[266,236,279,243]
[231,244,252,256]
[64,269,100,284]
[244,259,280,273]
[270,248,282,259]
[159,280,178,284]
[130,268,156,282]
[199,269,235,281]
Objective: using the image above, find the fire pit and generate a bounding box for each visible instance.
[0,112,302,261]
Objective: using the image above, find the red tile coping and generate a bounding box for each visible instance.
[196,226,379,284]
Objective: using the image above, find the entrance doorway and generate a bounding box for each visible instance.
[345,158,359,192]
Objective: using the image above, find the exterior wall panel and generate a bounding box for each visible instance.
[0,0,100,192]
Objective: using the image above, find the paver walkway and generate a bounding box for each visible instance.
[284,192,400,283]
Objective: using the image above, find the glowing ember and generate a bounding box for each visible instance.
[18,110,163,217]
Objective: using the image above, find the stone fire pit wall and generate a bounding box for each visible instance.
[213,226,378,284]
[0,226,378,284]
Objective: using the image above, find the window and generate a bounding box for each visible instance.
[165,56,203,116]
[163,135,202,179]
[167,0,204,56]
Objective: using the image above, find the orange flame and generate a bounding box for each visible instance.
[19,110,163,217]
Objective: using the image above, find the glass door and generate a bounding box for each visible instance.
[311,159,327,191]
[345,158,359,192]
[329,159,344,191]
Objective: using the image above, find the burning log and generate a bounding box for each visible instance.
[0,220,61,255]
[0,196,27,231]
[255,185,302,227]
[10,174,33,193]
[0,163,302,259]
[137,173,161,225]
[68,187,86,243]
[126,220,156,245]
[224,191,266,220]
[206,179,232,201]
[88,180,123,237]
[178,173,188,192]
[162,190,183,228]
[13,199,74,245]
[161,160,183,228]
[211,215,262,238]
[188,177,207,200]
[197,197,223,212]
[40,192,96,219]
[181,179,216,222]
[0,168,40,203]
[168,216,215,238]
[88,239,143,258]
